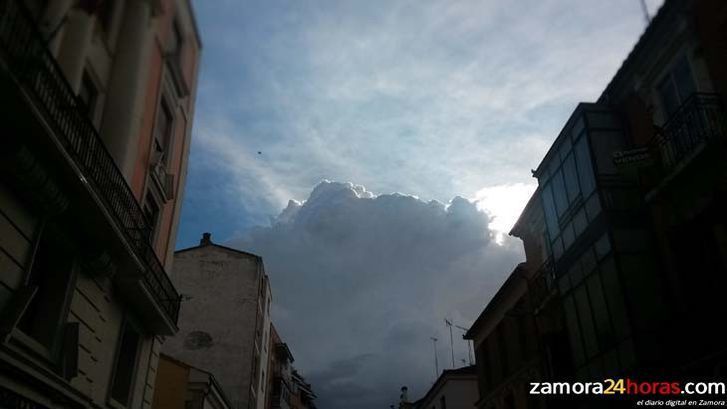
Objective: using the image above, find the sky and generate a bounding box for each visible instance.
[179,0,664,407]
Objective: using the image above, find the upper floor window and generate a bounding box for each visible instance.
[658,55,696,117]
[142,193,161,243]
[539,124,597,255]
[168,21,184,56]
[154,98,174,166]
[78,71,99,122]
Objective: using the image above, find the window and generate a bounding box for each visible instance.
[17,224,76,351]
[575,283,598,360]
[562,154,580,203]
[168,20,184,55]
[110,320,142,406]
[586,273,615,345]
[78,71,98,121]
[539,117,598,259]
[658,55,696,116]
[600,257,630,339]
[563,295,585,367]
[439,396,447,409]
[154,98,174,166]
[142,194,160,243]
[542,183,559,241]
[551,169,568,217]
[574,136,595,197]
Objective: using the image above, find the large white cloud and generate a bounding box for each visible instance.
[231,181,524,408]
[189,0,665,230]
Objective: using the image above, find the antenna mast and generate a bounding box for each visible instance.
[454,324,474,365]
[445,319,455,368]
[430,337,439,380]
[639,0,651,25]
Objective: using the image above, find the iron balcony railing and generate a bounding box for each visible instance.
[0,0,180,323]
[652,92,727,174]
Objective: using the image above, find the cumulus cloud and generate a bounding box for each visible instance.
[231,181,524,408]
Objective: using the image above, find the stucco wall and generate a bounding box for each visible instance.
[165,246,267,409]
[420,378,478,409]
[0,182,160,409]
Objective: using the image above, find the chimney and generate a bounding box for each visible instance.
[200,232,212,246]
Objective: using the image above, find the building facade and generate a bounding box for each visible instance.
[264,325,294,409]
[288,370,316,409]
[466,0,727,407]
[0,1,199,409]
[464,265,543,409]
[165,234,273,409]
[410,366,478,409]
[599,0,727,376]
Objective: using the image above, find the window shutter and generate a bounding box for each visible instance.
[0,285,38,342]
[61,322,80,380]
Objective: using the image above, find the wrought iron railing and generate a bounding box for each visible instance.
[651,93,727,174]
[0,0,180,323]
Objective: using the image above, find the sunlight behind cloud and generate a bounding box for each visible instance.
[474,183,537,243]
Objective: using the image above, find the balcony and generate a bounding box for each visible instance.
[651,93,727,176]
[271,377,291,409]
[0,0,179,330]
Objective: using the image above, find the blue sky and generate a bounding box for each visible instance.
[178,0,664,407]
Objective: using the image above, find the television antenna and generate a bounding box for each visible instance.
[430,337,439,380]
[639,0,651,25]
[444,319,456,369]
[453,324,474,366]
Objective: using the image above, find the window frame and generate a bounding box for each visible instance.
[9,220,79,366]
[141,191,162,245]
[539,119,600,258]
[107,316,144,409]
[153,95,175,168]
[656,53,697,118]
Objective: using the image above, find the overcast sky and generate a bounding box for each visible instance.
[179,0,664,407]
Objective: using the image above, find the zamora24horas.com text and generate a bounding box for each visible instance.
[529,379,726,396]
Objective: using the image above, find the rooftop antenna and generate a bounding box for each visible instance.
[639,0,651,26]
[444,319,455,368]
[430,337,439,381]
[454,324,474,366]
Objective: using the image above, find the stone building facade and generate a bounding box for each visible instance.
[165,234,273,409]
[0,1,200,409]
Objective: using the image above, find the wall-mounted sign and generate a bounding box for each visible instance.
[613,147,653,169]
